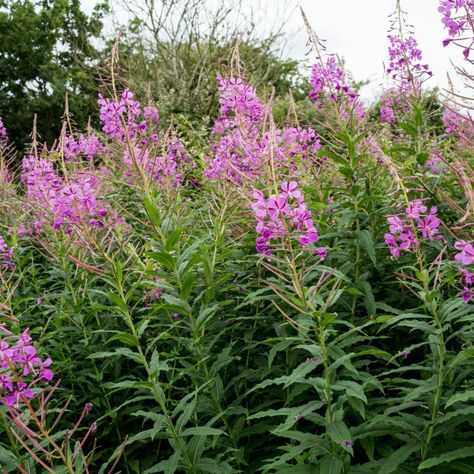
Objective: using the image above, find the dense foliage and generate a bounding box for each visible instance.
[0,1,474,473]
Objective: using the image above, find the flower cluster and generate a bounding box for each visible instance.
[123,137,189,186]
[443,108,474,143]
[386,35,432,92]
[309,56,365,118]
[454,241,474,301]
[251,181,326,256]
[0,116,7,145]
[0,236,15,271]
[384,200,441,257]
[21,155,119,232]
[0,327,53,407]
[439,0,474,58]
[379,87,411,124]
[424,148,446,174]
[98,89,145,140]
[215,75,265,125]
[204,76,321,183]
[64,134,105,163]
[99,89,188,185]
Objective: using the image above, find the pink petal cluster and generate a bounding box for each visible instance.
[455,241,474,265]
[309,56,365,118]
[98,89,188,185]
[98,89,145,140]
[386,35,432,91]
[64,134,105,163]
[0,236,15,270]
[454,241,474,302]
[251,181,326,256]
[443,108,474,143]
[379,87,411,125]
[123,137,188,186]
[0,327,53,407]
[0,116,7,145]
[384,200,441,257]
[21,155,119,231]
[438,0,474,58]
[424,148,446,174]
[204,76,321,183]
[144,277,164,307]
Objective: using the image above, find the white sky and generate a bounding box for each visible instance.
[82,0,466,102]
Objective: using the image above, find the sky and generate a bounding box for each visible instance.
[81,0,465,102]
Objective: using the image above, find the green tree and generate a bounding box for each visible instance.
[0,0,108,152]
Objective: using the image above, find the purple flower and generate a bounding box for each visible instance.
[438,1,474,58]
[340,439,353,448]
[455,241,474,265]
[252,182,324,256]
[398,350,411,358]
[462,288,474,302]
[0,328,53,407]
[0,116,8,145]
[309,56,365,118]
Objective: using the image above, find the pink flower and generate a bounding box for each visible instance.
[455,241,474,265]
[0,328,53,407]
[251,182,323,255]
[462,288,474,303]
[406,200,427,219]
[460,268,474,286]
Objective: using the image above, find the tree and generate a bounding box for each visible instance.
[0,0,108,152]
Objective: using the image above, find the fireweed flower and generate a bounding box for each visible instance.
[438,0,474,57]
[0,116,8,146]
[455,241,474,265]
[384,200,441,257]
[455,241,474,302]
[386,35,432,89]
[424,148,446,174]
[0,327,53,407]
[380,34,431,123]
[64,134,106,163]
[251,181,326,256]
[379,88,411,125]
[0,236,15,274]
[98,90,189,185]
[204,75,321,183]
[442,108,474,143]
[309,55,365,118]
[397,350,411,358]
[21,155,122,233]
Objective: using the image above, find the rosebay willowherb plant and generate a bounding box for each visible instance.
[0,1,473,472]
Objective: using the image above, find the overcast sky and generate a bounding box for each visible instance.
[82,0,465,102]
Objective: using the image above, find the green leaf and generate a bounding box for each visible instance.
[0,445,18,470]
[283,360,319,387]
[144,196,161,228]
[333,380,367,403]
[319,457,343,474]
[150,350,169,375]
[419,447,474,470]
[165,228,182,251]
[357,230,377,265]
[181,426,225,437]
[180,272,195,301]
[152,251,176,270]
[445,390,474,408]
[317,149,348,166]
[109,332,139,347]
[379,444,419,474]
[398,122,417,138]
[327,420,353,454]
